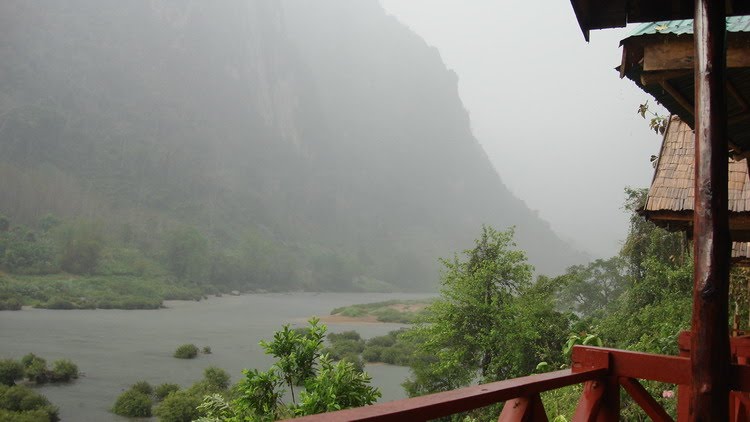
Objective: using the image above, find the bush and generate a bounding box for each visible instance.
[0,298,22,311]
[0,385,59,421]
[173,344,198,359]
[202,346,212,354]
[49,360,77,382]
[42,299,76,310]
[0,408,55,422]
[338,353,364,372]
[367,334,396,348]
[361,346,384,363]
[0,360,24,386]
[154,390,200,422]
[23,359,48,384]
[154,383,181,401]
[20,354,43,370]
[203,367,230,391]
[130,381,153,396]
[112,389,152,417]
[327,331,361,342]
[324,339,365,361]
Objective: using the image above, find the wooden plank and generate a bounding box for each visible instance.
[572,380,605,422]
[643,37,750,72]
[691,0,731,419]
[571,346,690,385]
[619,377,674,422]
[286,368,606,422]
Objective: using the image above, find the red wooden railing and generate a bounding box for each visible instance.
[287,336,750,422]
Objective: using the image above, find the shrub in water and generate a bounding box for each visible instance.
[154,383,181,401]
[23,357,48,384]
[203,366,230,391]
[112,389,152,418]
[0,384,59,421]
[202,346,212,354]
[130,381,153,396]
[0,360,24,386]
[361,346,384,363]
[327,331,362,342]
[20,354,43,370]
[50,360,78,383]
[173,344,198,359]
[154,390,200,422]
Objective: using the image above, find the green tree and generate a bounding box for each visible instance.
[557,257,627,318]
[201,318,380,421]
[404,226,533,397]
[620,188,688,280]
[259,319,326,403]
[296,356,380,415]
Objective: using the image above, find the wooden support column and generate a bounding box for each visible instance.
[690,0,730,420]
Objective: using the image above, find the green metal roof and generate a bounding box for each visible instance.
[629,16,750,37]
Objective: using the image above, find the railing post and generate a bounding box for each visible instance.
[690,0,730,420]
[572,377,619,422]
[497,394,547,422]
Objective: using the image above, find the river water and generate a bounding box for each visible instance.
[0,292,430,421]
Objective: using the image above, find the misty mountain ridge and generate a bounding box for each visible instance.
[0,0,587,291]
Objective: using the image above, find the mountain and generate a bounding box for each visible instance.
[0,0,587,291]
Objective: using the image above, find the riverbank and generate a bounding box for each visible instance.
[0,272,205,310]
[326,299,433,324]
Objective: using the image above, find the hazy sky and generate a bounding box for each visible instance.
[380,0,667,258]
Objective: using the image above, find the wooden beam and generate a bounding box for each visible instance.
[640,70,692,86]
[572,346,690,385]
[643,37,750,72]
[690,0,731,420]
[660,80,695,116]
[619,377,674,422]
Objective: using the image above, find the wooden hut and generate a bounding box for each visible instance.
[643,115,750,265]
[619,17,750,157]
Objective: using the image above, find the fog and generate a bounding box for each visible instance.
[381,0,666,257]
[0,1,685,421]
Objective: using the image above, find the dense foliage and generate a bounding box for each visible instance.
[112,367,232,421]
[112,388,152,418]
[197,318,380,421]
[382,190,694,420]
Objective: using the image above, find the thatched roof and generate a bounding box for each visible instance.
[643,115,750,263]
[645,115,750,216]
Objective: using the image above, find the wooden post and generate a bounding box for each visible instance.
[690,0,730,420]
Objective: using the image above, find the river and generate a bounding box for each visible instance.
[0,292,431,421]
